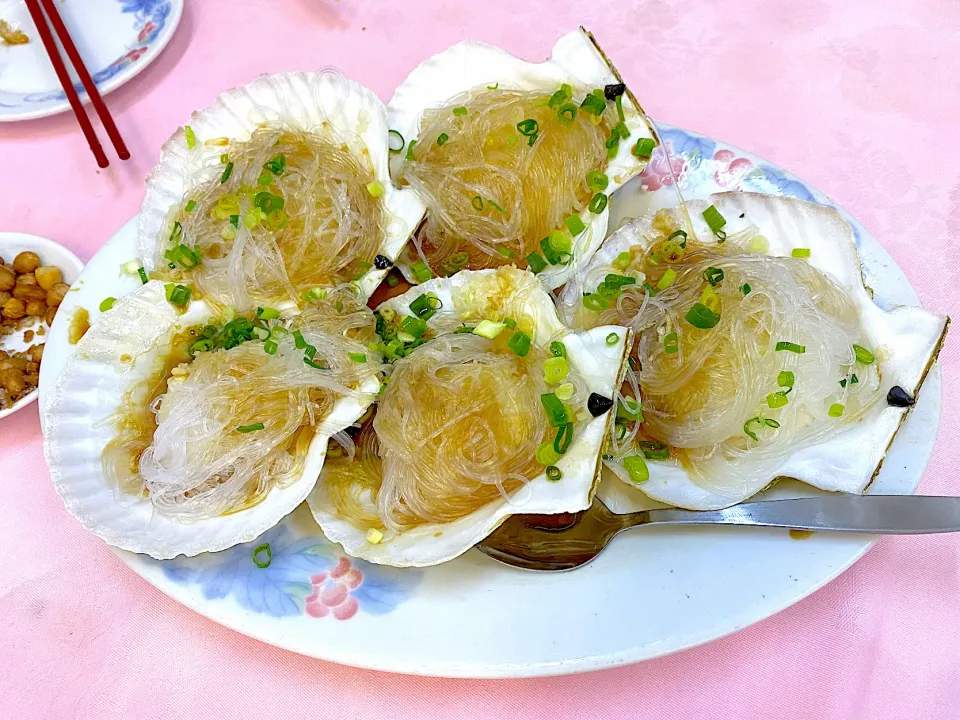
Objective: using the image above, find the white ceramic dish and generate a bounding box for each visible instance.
[38,125,943,677]
[0,0,183,122]
[0,231,82,420]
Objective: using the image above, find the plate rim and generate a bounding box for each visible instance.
[0,0,184,122]
[35,124,943,677]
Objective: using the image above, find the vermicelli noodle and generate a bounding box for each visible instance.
[152,126,385,310]
[401,89,617,273]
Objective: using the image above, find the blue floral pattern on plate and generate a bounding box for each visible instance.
[161,524,422,621]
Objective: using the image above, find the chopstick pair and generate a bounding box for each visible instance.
[24,0,130,168]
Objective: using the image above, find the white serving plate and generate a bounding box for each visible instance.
[0,0,183,121]
[37,124,942,677]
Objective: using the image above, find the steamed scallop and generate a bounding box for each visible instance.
[43,283,383,558]
[558,192,948,510]
[307,267,630,566]
[387,28,656,290]
[138,71,426,310]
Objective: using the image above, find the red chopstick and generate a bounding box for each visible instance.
[25,0,130,168]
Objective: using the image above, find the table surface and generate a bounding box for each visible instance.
[2,0,959,717]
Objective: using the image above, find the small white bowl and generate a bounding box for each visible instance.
[0,232,83,421]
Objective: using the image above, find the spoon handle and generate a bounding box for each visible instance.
[642,496,960,534]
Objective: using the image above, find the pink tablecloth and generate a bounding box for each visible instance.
[3,0,959,717]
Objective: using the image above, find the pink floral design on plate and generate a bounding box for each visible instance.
[713,149,753,188]
[306,557,364,621]
[637,143,688,191]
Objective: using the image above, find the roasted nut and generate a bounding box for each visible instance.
[2,297,25,320]
[12,251,41,274]
[0,291,10,306]
[28,344,43,363]
[44,305,57,326]
[34,266,62,290]
[25,360,38,374]
[46,282,70,307]
[24,373,39,387]
[0,368,27,395]
[25,300,46,317]
[0,265,14,292]
[13,284,47,303]
[16,272,37,286]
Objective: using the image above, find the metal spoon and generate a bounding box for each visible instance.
[475,495,960,571]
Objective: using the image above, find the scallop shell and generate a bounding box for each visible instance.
[138,70,426,299]
[387,28,656,290]
[564,193,949,510]
[42,282,380,558]
[307,268,630,567]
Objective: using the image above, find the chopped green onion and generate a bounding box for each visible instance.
[550,341,566,358]
[540,393,570,427]
[544,356,570,384]
[303,357,325,370]
[743,417,763,441]
[257,171,274,186]
[411,260,433,283]
[642,281,657,297]
[303,287,327,302]
[536,441,561,466]
[185,199,198,212]
[237,423,265,434]
[526,251,548,273]
[366,181,385,198]
[503,317,517,329]
[657,268,677,290]
[766,391,789,409]
[471,195,484,211]
[488,199,504,214]
[775,341,806,354]
[263,339,279,355]
[703,267,724,286]
[555,382,575,401]
[685,303,720,329]
[184,125,196,149]
[303,344,317,360]
[553,422,574,454]
[516,118,539,146]
[548,83,572,108]
[606,332,620,347]
[663,331,679,354]
[839,374,859,388]
[741,283,752,295]
[487,82,499,90]
[548,230,572,254]
[138,266,149,284]
[667,229,688,248]
[545,465,562,482]
[540,236,571,266]
[251,542,272,566]
[623,455,649,484]
[257,307,280,320]
[220,162,234,184]
[852,344,875,364]
[453,106,468,116]
[409,292,441,319]
[586,171,609,192]
[632,137,655,160]
[349,352,367,363]
[791,248,811,259]
[165,283,191,307]
[612,251,631,271]
[828,403,845,418]
[615,93,626,123]
[564,213,586,236]
[401,315,428,338]
[437,132,449,147]
[638,441,669,460]
[473,319,505,339]
[557,103,578,123]
[778,371,795,390]
[388,130,405,154]
[588,193,608,214]
[495,246,514,258]
[405,140,418,161]
[99,297,116,312]
[263,153,286,175]
[387,275,400,288]
[580,90,607,116]
[702,205,727,239]
[617,396,642,421]
[229,214,239,228]
[507,331,531,357]
[583,293,608,312]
